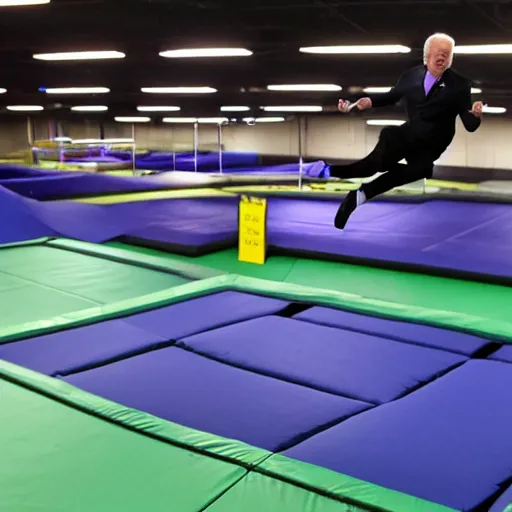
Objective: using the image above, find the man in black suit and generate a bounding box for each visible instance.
[332,33,484,229]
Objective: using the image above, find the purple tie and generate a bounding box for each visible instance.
[424,71,438,96]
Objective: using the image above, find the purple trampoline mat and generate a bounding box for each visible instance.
[294,306,491,356]
[265,197,512,278]
[1,172,172,200]
[113,196,512,279]
[178,315,467,404]
[0,291,290,377]
[111,197,238,246]
[283,360,512,511]
[62,346,371,451]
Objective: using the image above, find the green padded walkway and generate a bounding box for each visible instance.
[0,377,247,512]
[0,239,193,332]
[107,243,512,325]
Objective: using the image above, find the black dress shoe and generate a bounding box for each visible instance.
[334,190,357,229]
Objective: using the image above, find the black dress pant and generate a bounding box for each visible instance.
[329,126,439,200]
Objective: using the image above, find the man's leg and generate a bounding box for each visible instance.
[361,159,433,200]
[329,126,404,180]
[332,127,407,229]
[334,157,434,229]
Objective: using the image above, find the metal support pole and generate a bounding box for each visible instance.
[27,116,36,165]
[298,115,304,190]
[217,122,223,173]
[193,121,199,172]
[131,123,136,176]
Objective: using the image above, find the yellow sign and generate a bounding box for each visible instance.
[238,195,267,264]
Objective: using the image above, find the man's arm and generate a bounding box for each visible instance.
[341,71,407,110]
[367,73,406,108]
[459,84,481,132]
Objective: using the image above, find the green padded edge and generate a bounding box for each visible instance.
[259,455,457,512]
[0,358,269,468]
[0,236,54,250]
[0,360,456,512]
[0,275,234,342]
[2,273,512,344]
[227,275,512,342]
[45,237,224,281]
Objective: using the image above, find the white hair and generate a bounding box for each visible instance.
[423,33,455,66]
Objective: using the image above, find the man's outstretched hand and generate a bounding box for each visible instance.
[471,101,484,117]
[338,97,372,112]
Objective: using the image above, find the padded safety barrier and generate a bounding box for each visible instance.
[2,272,512,344]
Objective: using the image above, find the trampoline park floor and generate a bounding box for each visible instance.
[2,237,512,511]
[2,167,512,511]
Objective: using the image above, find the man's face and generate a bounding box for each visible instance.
[426,39,453,76]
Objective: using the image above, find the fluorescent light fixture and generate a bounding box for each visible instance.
[7,105,44,111]
[114,116,150,123]
[363,86,392,93]
[454,44,512,54]
[366,119,405,126]
[0,0,50,5]
[71,105,108,112]
[45,87,110,94]
[137,106,180,112]
[53,137,72,143]
[0,88,6,94]
[198,117,228,124]
[471,87,482,94]
[482,105,506,114]
[33,51,125,61]
[162,117,228,124]
[300,45,410,54]
[159,48,252,58]
[141,86,216,94]
[267,84,341,91]
[262,105,323,112]
[163,117,197,123]
[243,116,285,123]
[72,138,134,144]
[221,106,250,111]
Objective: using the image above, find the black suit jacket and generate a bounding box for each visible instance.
[361,65,481,155]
